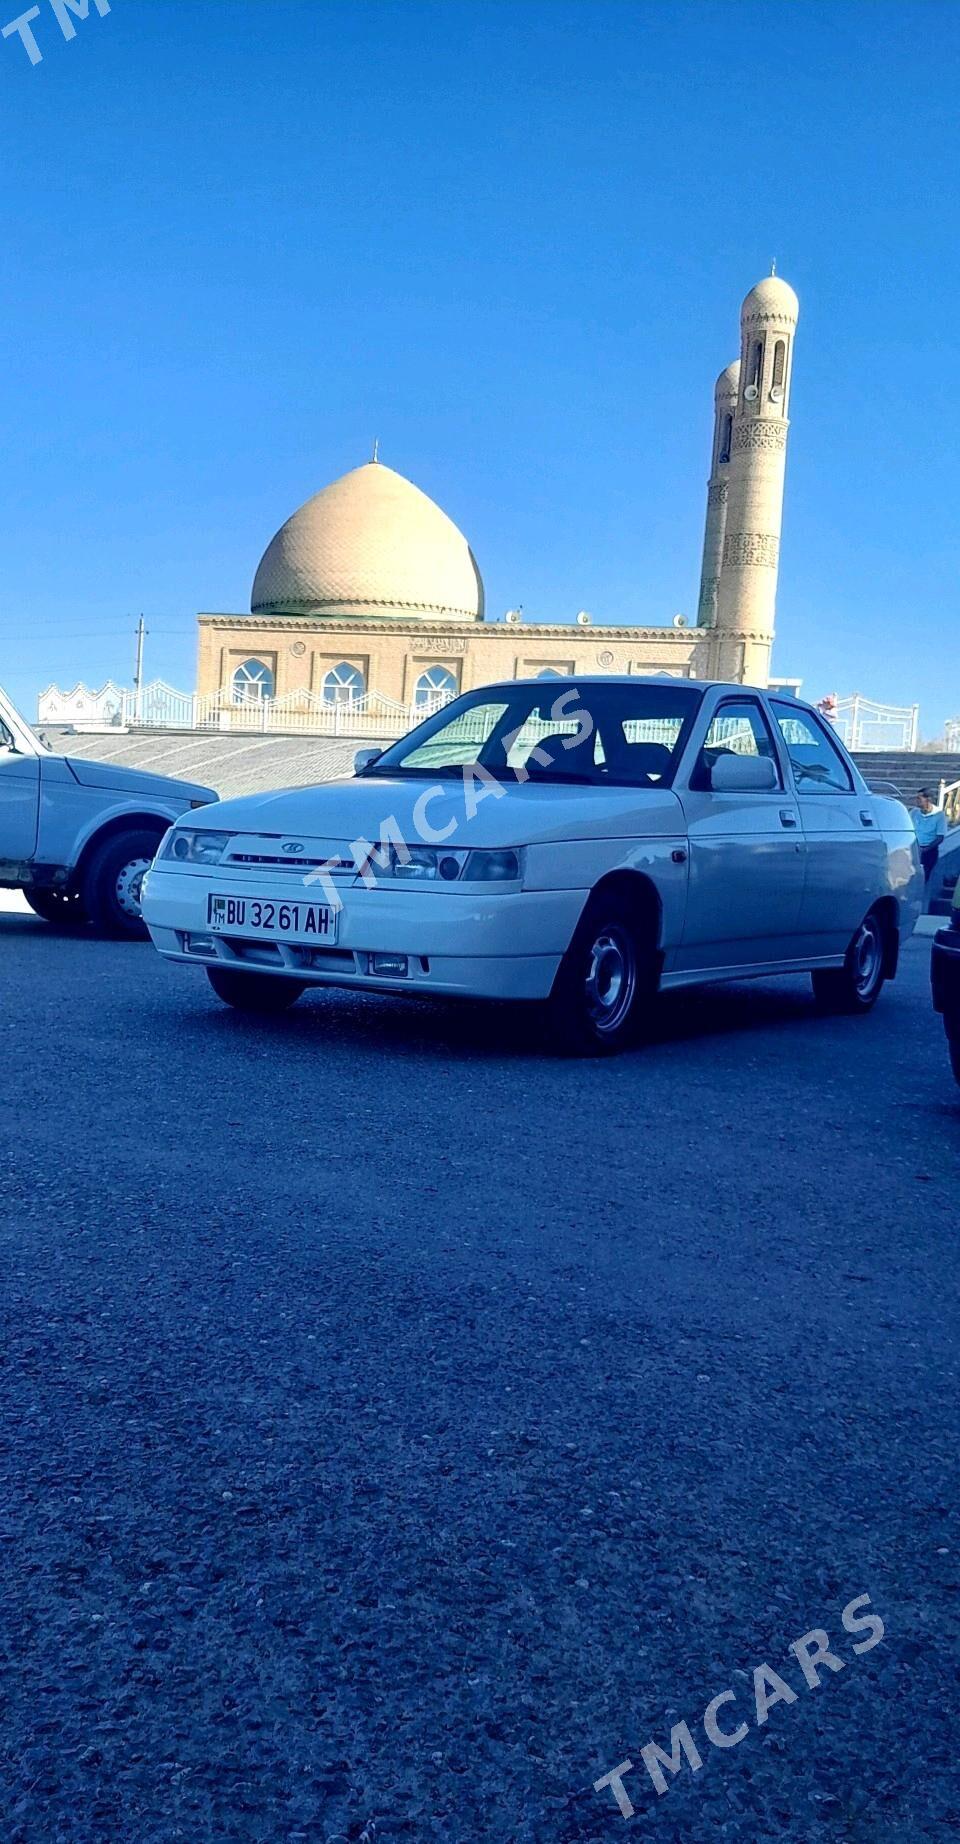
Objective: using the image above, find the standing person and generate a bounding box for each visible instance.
[911,787,948,883]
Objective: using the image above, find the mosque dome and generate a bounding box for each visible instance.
[251,461,484,622]
[741,274,799,326]
[715,360,741,399]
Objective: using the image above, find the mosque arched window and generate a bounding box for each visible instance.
[771,340,787,392]
[322,662,365,706]
[231,659,275,705]
[718,413,733,464]
[415,666,458,708]
[748,339,764,390]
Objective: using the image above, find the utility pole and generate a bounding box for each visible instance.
[133,615,147,724]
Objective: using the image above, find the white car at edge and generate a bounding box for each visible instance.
[141,676,922,1054]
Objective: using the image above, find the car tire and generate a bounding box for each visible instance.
[547,891,653,1055]
[206,966,307,1013]
[24,887,89,927]
[811,909,887,1014]
[81,828,163,938]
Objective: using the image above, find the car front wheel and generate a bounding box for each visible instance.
[811,910,887,1014]
[82,828,163,938]
[206,966,307,1014]
[547,893,651,1055]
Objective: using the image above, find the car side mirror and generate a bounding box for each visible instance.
[710,754,779,793]
[354,748,381,775]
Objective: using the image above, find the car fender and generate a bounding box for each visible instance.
[40,784,189,874]
[524,834,688,956]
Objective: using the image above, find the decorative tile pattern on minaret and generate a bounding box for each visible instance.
[711,274,799,685]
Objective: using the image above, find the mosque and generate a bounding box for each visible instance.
[194,269,799,713]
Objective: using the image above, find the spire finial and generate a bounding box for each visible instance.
[371,437,380,463]
[770,259,777,276]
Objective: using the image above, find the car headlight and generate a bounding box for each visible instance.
[159,828,232,866]
[374,845,522,884]
[462,849,522,882]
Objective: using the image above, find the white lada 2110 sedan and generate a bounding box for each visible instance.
[141,678,922,1053]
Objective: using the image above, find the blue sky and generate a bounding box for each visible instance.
[1,0,958,733]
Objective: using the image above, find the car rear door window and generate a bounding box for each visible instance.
[772,704,853,792]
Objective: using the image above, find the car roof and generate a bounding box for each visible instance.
[474,675,794,698]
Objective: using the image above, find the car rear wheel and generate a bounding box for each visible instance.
[206,966,307,1014]
[547,892,652,1055]
[811,909,887,1014]
[25,887,89,927]
[82,828,163,938]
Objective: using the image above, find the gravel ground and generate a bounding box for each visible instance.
[0,905,958,1843]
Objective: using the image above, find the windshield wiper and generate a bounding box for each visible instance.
[362,764,466,778]
[519,771,599,785]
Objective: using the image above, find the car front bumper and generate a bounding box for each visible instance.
[141,868,587,1002]
[931,924,960,1022]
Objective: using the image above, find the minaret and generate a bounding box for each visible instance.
[696,360,740,627]
[711,272,799,684]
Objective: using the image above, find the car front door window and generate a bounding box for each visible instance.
[695,699,783,790]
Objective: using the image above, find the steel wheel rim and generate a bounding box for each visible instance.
[115,858,151,919]
[584,926,637,1034]
[852,916,882,996]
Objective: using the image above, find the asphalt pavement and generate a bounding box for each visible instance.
[1,897,958,1843]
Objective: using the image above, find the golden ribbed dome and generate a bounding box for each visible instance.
[251,462,484,622]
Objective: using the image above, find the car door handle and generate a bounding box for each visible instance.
[779,810,798,828]
[860,810,875,827]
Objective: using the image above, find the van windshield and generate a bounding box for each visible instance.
[364,681,704,787]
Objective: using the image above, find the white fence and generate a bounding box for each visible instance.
[40,678,936,759]
[829,693,920,753]
[38,679,451,739]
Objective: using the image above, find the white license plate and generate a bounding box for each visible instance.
[207,894,339,942]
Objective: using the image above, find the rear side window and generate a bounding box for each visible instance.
[772,703,853,793]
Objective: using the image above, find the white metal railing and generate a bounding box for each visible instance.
[38,680,454,739]
[828,693,920,753]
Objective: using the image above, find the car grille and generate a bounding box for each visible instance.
[224,852,357,878]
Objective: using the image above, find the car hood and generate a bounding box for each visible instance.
[65,756,216,805]
[187,775,684,850]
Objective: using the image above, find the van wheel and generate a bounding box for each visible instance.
[812,910,886,1014]
[207,967,306,1013]
[25,887,89,927]
[82,828,162,938]
[547,892,651,1055]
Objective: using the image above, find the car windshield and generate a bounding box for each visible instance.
[364,681,704,786]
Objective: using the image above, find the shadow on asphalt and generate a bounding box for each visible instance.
[174,972,831,1064]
